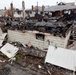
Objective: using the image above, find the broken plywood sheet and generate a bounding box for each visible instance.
[45,46,76,71]
[0,43,18,58]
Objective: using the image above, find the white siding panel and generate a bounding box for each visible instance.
[45,46,76,71]
[8,30,68,50]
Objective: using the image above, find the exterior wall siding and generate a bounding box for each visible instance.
[8,30,69,50]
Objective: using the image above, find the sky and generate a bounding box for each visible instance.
[0,0,75,9]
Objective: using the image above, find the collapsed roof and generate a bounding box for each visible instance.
[25,21,71,37]
[3,20,72,37]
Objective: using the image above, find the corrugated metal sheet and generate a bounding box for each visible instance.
[45,46,76,71]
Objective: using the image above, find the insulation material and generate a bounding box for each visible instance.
[0,43,18,58]
[45,46,76,71]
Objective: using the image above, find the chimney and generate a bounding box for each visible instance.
[42,5,44,12]
[22,1,25,19]
[32,5,34,11]
[37,1,38,14]
[10,3,14,18]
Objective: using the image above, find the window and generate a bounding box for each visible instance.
[36,34,45,41]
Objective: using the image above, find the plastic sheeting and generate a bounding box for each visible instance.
[0,43,18,58]
[45,46,76,71]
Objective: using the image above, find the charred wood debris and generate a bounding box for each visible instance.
[0,16,73,38]
[0,13,75,75]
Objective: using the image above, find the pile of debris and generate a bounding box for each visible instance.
[0,42,74,75]
[1,19,72,38]
[10,42,46,58]
[0,40,75,75]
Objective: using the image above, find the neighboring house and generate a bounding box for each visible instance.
[14,10,23,18]
[14,9,36,18]
[4,10,9,17]
[14,9,22,18]
[25,10,35,17]
[44,2,76,17]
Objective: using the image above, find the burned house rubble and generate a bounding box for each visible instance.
[0,16,73,75]
[0,1,76,75]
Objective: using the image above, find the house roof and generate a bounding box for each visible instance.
[45,46,76,71]
[44,5,76,12]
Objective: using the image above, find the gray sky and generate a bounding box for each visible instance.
[0,0,75,9]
